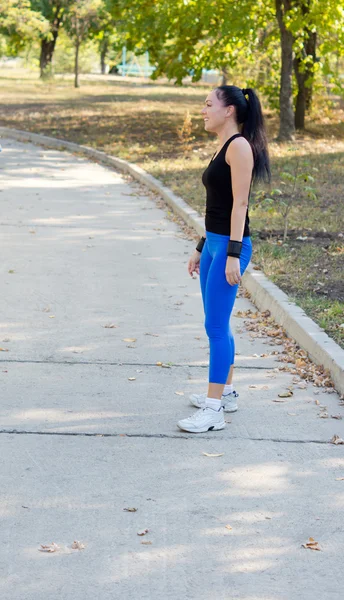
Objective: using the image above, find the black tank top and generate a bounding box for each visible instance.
[202,133,251,237]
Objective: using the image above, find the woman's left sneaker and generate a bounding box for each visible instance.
[177,407,225,433]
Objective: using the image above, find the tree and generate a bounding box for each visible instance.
[64,0,102,87]
[0,0,48,55]
[111,0,344,141]
[89,1,121,74]
[275,0,295,140]
[30,0,74,78]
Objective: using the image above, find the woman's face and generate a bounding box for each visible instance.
[201,89,232,133]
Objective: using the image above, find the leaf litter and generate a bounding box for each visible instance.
[234,304,336,391]
[301,537,321,551]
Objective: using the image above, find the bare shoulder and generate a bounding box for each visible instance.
[225,136,253,166]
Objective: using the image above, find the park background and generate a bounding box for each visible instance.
[1,0,343,348]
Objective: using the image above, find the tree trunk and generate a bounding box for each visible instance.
[100,38,109,74]
[39,9,63,79]
[75,40,80,88]
[221,66,229,86]
[275,0,295,141]
[40,32,58,78]
[294,31,317,129]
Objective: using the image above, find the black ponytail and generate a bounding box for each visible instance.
[215,85,271,184]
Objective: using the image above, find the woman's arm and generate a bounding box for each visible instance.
[224,138,253,286]
[225,137,254,241]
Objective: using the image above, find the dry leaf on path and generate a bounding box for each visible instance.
[287,412,297,416]
[225,525,233,530]
[123,338,137,343]
[128,377,136,381]
[123,507,138,512]
[38,542,60,553]
[331,435,344,445]
[278,391,293,398]
[202,452,224,457]
[71,541,85,550]
[175,391,184,396]
[335,477,344,481]
[302,537,321,551]
[137,529,149,536]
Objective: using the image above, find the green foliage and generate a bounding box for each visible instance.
[53,29,99,73]
[0,0,49,54]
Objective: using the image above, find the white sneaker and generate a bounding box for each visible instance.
[177,406,225,433]
[189,390,239,412]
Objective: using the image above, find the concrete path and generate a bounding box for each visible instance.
[0,139,343,599]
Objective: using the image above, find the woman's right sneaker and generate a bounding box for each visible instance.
[189,390,239,412]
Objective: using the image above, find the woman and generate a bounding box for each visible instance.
[177,85,270,433]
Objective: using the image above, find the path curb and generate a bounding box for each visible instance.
[1,126,343,394]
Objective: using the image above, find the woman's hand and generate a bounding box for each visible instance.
[225,256,241,286]
[188,250,201,277]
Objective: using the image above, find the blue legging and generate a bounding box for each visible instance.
[200,231,253,384]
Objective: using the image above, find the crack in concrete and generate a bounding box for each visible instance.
[0,429,334,444]
[0,359,276,370]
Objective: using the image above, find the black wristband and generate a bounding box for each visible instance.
[196,236,206,253]
[227,240,242,258]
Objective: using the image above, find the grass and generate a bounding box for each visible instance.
[1,68,343,347]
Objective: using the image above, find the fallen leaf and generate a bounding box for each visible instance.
[71,540,85,550]
[8,270,15,274]
[156,361,162,366]
[137,529,149,536]
[273,398,287,403]
[103,323,118,328]
[315,399,320,405]
[175,391,184,396]
[331,434,344,445]
[123,507,138,512]
[335,477,344,481]
[278,391,293,398]
[128,377,136,381]
[287,412,297,416]
[0,348,9,352]
[301,537,321,551]
[49,316,55,319]
[202,452,224,457]
[38,542,60,553]
[225,525,233,530]
[123,338,136,343]
[331,415,343,420]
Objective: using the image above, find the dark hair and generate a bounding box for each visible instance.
[215,85,270,184]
